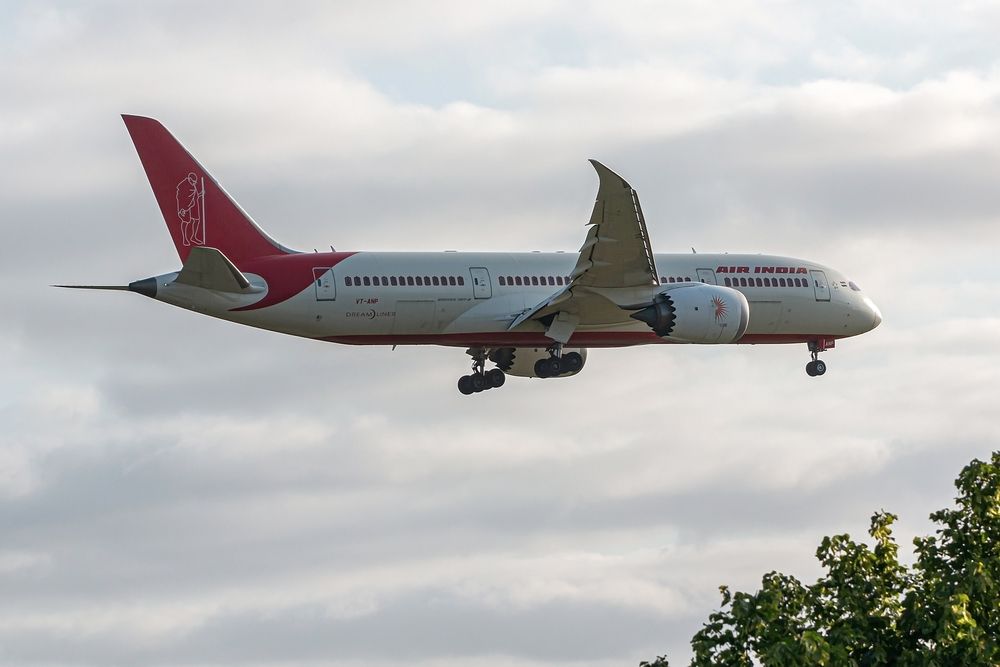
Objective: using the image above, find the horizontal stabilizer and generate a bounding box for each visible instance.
[173,246,253,293]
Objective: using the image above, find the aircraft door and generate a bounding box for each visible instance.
[696,268,717,285]
[810,270,831,302]
[313,267,336,301]
[469,267,492,299]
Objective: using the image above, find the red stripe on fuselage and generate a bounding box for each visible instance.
[318,332,845,348]
[232,251,357,311]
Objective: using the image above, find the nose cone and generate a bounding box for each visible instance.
[863,296,882,330]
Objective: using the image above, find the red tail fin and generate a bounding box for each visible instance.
[122,115,291,265]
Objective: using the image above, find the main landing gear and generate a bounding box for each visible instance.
[533,343,584,379]
[458,347,506,395]
[806,339,830,377]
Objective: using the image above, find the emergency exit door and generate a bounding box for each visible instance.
[469,267,492,299]
[313,267,336,301]
[810,270,830,302]
[696,268,717,284]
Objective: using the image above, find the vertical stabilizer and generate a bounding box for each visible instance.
[122,115,293,265]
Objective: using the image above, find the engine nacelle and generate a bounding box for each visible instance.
[489,347,588,378]
[630,284,749,343]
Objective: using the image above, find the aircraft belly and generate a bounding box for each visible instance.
[746,301,783,335]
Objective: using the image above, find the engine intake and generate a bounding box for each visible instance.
[630,284,749,344]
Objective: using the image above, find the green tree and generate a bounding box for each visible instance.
[646,451,1000,666]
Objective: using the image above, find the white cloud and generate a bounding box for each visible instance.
[3,2,1000,666]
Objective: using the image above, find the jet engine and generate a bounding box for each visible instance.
[489,347,588,378]
[629,284,749,343]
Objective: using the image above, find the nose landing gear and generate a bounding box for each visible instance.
[805,339,832,377]
[458,347,506,395]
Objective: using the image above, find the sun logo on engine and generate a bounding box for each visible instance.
[712,296,727,322]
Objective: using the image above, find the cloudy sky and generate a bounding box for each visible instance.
[3,1,1000,665]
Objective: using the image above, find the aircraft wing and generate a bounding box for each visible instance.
[573,160,659,289]
[507,161,660,339]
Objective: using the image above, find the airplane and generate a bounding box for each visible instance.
[59,115,882,394]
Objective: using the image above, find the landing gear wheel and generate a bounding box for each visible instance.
[457,348,508,394]
[563,351,583,374]
[805,339,831,377]
[548,357,563,376]
[534,358,552,378]
[486,368,506,388]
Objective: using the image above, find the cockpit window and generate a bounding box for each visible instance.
[849,281,861,292]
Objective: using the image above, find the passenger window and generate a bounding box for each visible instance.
[457,276,465,286]
[390,276,398,286]
[548,276,555,286]
[515,276,523,286]
[363,276,370,286]
[343,277,350,286]
[406,276,414,286]
[756,278,763,287]
[531,276,539,286]
[556,276,564,286]
[381,276,388,286]
[724,277,732,287]
[432,276,440,286]
[740,277,747,287]
[449,276,457,286]
[660,276,668,283]
[499,276,506,286]
[415,276,423,286]
[779,278,787,287]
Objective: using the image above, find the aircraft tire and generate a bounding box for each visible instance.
[814,359,827,376]
[471,373,487,392]
[534,358,552,378]
[458,375,475,394]
[563,352,583,373]
[549,357,563,375]
[805,361,817,377]
[487,368,506,388]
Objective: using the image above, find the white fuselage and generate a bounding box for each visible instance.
[150,250,882,348]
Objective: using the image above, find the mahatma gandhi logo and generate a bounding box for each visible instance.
[176,172,206,246]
